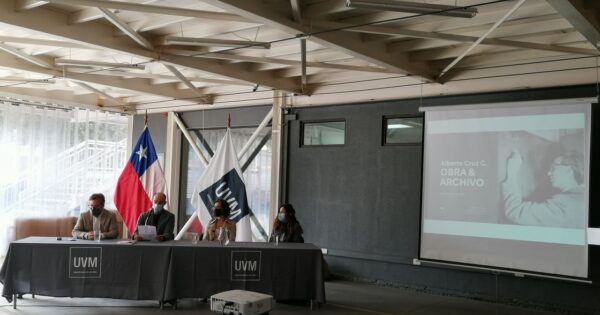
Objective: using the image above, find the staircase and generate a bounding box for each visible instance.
[0,139,127,217]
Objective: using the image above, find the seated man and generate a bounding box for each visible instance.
[133,192,175,242]
[72,193,118,240]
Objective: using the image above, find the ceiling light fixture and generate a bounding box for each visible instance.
[54,59,146,70]
[157,36,271,49]
[346,0,478,18]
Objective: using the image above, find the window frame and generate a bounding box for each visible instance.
[382,114,424,146]
[300,119,346,147]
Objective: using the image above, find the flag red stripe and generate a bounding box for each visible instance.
[114,163,153,235]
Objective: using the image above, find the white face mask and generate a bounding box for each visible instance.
[277,213,286,223]
[152,203,163,214]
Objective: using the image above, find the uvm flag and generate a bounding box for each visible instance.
[191,128,252,241]
[114,127,165,234]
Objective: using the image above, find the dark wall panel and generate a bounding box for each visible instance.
[284,84,600,312]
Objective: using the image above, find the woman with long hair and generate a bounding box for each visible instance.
[204,198,236,241]
[269,203,304,243]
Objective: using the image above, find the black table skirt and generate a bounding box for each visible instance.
[0,237,325,303]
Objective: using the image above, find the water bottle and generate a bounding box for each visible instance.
[92,217,100,242]
[217,227,224,245]
[224,227,230,246]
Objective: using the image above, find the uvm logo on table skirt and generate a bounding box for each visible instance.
[69,247,102,278]
[231,251,261,281]
[199,169,250,222]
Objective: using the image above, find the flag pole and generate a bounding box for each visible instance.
[172,113,209,167]
[144,109,148,126]
[238,108,273,160]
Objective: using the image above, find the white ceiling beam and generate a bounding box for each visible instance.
[128,16,193,33]
[69,69,252,86]
[71,81,125,105]
[388,28,584,54]
[439,0,526,79]
[0,1,303,94]
[156,36,271,49]
[98,8,154,50]
[0,76,55,84]
[0,43,53,68]
[0,36,91,49]
[0,51,210,102]
[203,0,435,81]
[67,0,156,24]
[310,20,599,56]
[42,0,251,23]
[163,64,213,104]
[303,0,349,18]
[429,49,584,71]
[0,86,125,111]
[547,0,600,50]
[55,58,146,69]
[195,51,391,73]
[14,0,47,11]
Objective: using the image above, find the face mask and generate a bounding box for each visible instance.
[91,207,102,217]
[153,203,163,214]
[277,213,286,223]
[214,208,223,217]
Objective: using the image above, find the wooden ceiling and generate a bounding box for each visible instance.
[0,0,599,113]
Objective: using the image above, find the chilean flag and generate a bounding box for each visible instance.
[114,127,165,235]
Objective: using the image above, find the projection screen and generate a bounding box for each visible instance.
[419,101,591,278]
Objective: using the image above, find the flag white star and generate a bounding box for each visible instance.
[136,145,147,162]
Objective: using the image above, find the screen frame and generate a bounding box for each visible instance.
[416,99,593,282]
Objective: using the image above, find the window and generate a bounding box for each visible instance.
[0,103,129,257]
[302,120,345,146]
[384,116,423,145]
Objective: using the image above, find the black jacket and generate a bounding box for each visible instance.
[269,222,304,243]
[133,209,175,241]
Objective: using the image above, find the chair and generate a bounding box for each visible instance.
[14,217,78,240]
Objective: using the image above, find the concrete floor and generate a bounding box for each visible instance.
[0,280,573,315]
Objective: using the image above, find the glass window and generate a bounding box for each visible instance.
[182,127,272,241]
[0,103,129,257]
[384,116,423,145]
[302,121,345,146]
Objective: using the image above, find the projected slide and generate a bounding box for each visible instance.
[420,102,590,278]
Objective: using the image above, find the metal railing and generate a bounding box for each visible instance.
[0,139,127,216]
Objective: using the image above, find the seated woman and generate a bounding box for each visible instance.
[203,198,236,241]
[269,203,304,243]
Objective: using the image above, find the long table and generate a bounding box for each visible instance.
[165,241,325,303]
[0,237,326,308]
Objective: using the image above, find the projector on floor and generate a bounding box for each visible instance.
[210,290,273,315]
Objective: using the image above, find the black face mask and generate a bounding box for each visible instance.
[91,207,102,217]
[214,208,223,217]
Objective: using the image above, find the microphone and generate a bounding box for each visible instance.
[144,211,150,226]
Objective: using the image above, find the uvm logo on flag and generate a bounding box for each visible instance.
[199,169,250,223]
